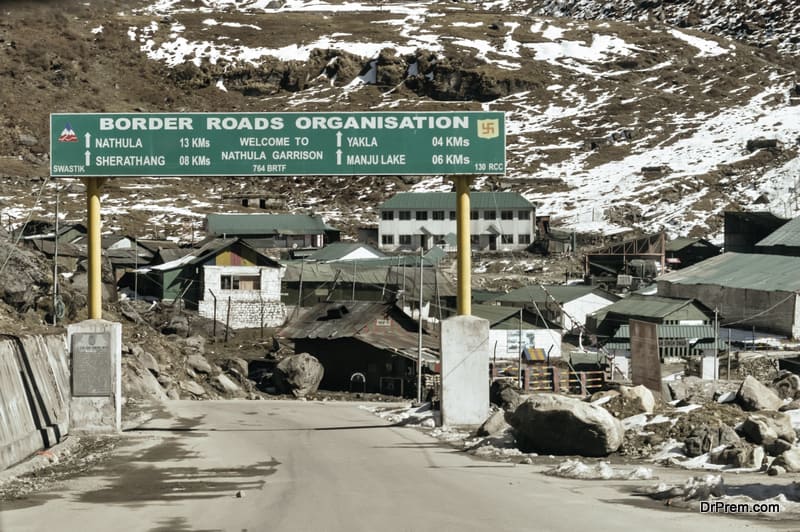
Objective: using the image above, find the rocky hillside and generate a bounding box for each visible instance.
[1,0,799,242]
[527,0,800,56]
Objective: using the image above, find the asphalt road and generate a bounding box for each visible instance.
[0,400,785,531]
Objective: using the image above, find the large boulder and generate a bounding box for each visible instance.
[736,375,782,411]
[272,353,324,398]
[739,411,796,455]
[507,393,624,457]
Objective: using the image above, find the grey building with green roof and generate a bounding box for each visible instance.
[658,252,800,338]
[205,213,340,250]
[377,191,535,252]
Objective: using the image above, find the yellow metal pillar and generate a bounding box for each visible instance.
[82,177,107,320]
[454,175,473,316]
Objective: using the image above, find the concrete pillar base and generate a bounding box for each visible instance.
[67,320,122,433]
[440,315,490,427]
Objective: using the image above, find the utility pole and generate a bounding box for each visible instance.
[52,186,60,326]
[417,248,424,404]
[517,308,523,388]
[714,307,719,381]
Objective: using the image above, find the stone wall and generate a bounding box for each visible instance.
[198,265,287,329]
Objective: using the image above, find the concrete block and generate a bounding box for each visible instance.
[67,320,122,433]
[0,333,71,470]
[441,315,490,427]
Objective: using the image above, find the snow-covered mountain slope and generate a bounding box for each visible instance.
[1,0,799,242]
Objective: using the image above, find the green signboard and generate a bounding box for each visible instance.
[50,112,505,177]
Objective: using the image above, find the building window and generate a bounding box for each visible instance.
[381,235,394,245]
[470,210,479,220]
[518,234,531,244]
[399,234,412,245]
[432,211,445,221]
[221,274,260,291]
[381,210,394,220]
[501,210,514,220]
[518,210,531,220]
[484,210,496,220]
[470,235,479,245]
[416,211,428,221]
[399,210,411,220]
[449,211,456,220]
[501,234,514,244]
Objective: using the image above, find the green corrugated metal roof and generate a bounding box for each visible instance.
[659,252,800,291]
[471,304,523,326]
[281,261,456,297]
[307,242,384,262]
[756,216,800,247]
[612,324,715,339]
[604,324,725,349]
[665,237,702,251]
[494,284,611,304]
[207,214,332,236]
[596,294,700,319]
[380,192,535,210]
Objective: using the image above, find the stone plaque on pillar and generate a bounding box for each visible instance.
[71,332,112,396]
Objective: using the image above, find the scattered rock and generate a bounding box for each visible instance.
[666,380,687,401]
[767,464,786,476]
[736,375,782,411]
[222,357,249,382]
[477,409,510,437]
[507,393,624,457]
[162,314,189,337]
[184,335,206,354]
[779,399,800,412]
[619,385,656,414]
[771,371,800,400]
[589,389,620,403]
[186,353,213,375]
[136,350,160,377]
[770,448,800,472]
[212,373,241,395]
[684,425,740,458]
[272,352,324,398]
[179,380,207,397]
[490,379,523,411]
[739,411,796,450]
[710,443,765,469]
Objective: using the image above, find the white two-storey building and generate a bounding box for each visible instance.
[378,192,536,252]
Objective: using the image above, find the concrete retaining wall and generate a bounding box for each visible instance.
[0,333,70,471]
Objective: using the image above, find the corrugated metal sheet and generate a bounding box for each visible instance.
[756,216,800,247]
[596,294,698,319]
[659,252,800,291]
[307,243,385,262]
[207,214,331,236]
[494,285,612,304]
[380,192,534,210]
[280,302,438,357]
[281,261,456,297]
